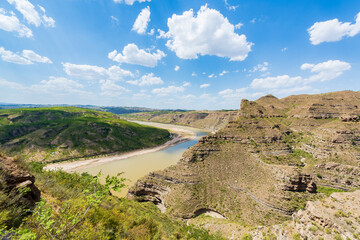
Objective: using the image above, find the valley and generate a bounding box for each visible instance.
[1,91,360,239]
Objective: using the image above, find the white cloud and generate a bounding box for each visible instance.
[6,0,55,28]
[7,0,41,26]
[208,73,215,78]
[281,47,288,52]
[308,12,360,45]
[152,85,185,96]
[0,47,52,65]
[0,78,24,89]
[22,50,52,63]
[100,80,129,97]
[32,77,86,94]
[132,6,150,35]
[174,65,180,71]
[156,29,167,39]
[224,0,238,11]
[164,5,253,61]
[0,47,32,64]
[148,28,155,35]
[234,23,243,29]
[301,60,351,83]
[250,60,351,89]
[113,0,150,5]
[249,62,269,73]
[108,43,166,67]
[0,8,32,37]
[191,72,197,77]
[63,63,133,81]
[274,86,313,95]
[218,87,248,98]
[38,5,55,27]
[1,76,88,95]
[183,81,191,87]
[127,73,163,86]
[219,70,229,76]
[200,83,210,88]
[251,75,302,89]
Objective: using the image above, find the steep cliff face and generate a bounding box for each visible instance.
[0,155,40,206]
[128,91,360,228]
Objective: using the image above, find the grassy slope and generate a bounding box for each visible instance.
[0,107,170,163]
[0,155,223,240]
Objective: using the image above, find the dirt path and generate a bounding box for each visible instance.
[45,122,198,172]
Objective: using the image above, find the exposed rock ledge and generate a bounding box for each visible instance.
[0,155,41,205]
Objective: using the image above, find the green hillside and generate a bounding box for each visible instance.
[0,107,170,163]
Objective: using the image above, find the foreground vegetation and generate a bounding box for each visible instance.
[0,107,170,163]
[0,157,223,239]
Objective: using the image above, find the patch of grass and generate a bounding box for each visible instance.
[317,186,346,196]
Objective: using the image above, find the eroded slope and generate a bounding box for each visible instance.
[128,91,360,229]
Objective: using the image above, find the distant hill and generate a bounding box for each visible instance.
[122,110,238,132]
[0,107,170,163]
[0,103,195,116]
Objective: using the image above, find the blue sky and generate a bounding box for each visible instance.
[0,0,359,110]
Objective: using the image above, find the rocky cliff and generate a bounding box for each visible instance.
[128,91,360,234]
[0,154,41,206]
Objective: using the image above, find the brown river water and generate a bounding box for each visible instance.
[70,121,208,196]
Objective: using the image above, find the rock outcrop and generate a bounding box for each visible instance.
[0,155,40,205]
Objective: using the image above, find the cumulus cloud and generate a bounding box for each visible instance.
[100,80,129,97]
[218,87,248,98]
[301,60,351,83]
[132,6,150,34]
[6,0,55,28]
[174,65,180,71]
[0,8,32,37]
[191,72,197,77]
[0,76,88,95]
[152,85,185,96]
[63,63,133,81]
[0,47,52,64]
[200,83,210,88]
[251,75,302,89]
[250,60,351,89]
[108,43,166,67]
[127,73,163,86]
[22,50,52,63]
[156,29,167,39]
[308,12,360,45]
[113,0,150,5]
[0,47,32,64]
[164,5,253,61]
[32,77,85,94]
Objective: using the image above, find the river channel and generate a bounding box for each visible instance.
[72,121,208,196]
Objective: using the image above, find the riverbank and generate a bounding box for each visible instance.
[45,122,197,172]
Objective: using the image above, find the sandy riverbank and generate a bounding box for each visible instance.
[45,123,197,172]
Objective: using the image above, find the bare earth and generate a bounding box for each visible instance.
[45,123,197,172]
